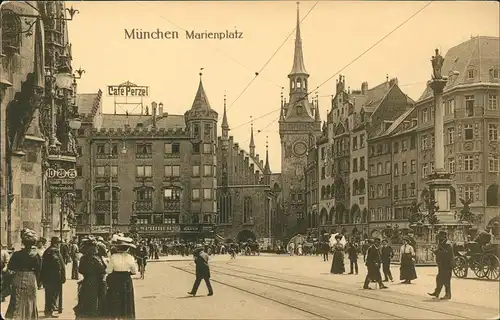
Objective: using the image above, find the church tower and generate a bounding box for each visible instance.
[279,2,322,239]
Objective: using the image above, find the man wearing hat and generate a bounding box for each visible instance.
[428,230,454,300]
[380,239,394,282]
[188,244,214,296]
[363,238,387,290]
[41,236,66,317]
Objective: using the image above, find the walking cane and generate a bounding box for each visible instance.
[58,282,63,313]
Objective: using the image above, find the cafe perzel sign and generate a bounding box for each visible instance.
[107,81,149,97]
[46,168,77,193]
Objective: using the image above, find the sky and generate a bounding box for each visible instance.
[67,1,499,173]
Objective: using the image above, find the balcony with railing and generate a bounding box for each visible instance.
[94,200,118,213]
[95,176,118,183]
[96,152,118,160]
[164,200,180,211]
[134,200,153,213]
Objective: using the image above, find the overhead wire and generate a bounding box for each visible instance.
[224,1,320,117]
[235,1,432,142]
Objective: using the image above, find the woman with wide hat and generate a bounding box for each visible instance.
[330,234,345,274]
[4,228,41,320]
[399,236,417,284]
[105,234,138,319]
[73,235,107,319]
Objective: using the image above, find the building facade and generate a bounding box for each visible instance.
[1,1,81,248]
[415,36,500,228]
[305,140,319,235]
[75,78,277,243]
[279,4,322,240]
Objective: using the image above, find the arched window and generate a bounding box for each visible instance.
[329,207,335,224]
[321,186,326,199]
[320,208,328,225]
[352,179,359,195]
[217,190,232,224]
[2,9,22,55]
[297,79,302,88]
[330,184,335,197]
[359,178,366,194]
[325,185,330,198]
[377,162,383,175]
[487,184,500,206]
[243,197,253,224]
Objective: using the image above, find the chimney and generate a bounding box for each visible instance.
[361,82,368,95]
[158,102,164,116]
[389,78,398,86]
[151,101,157,127]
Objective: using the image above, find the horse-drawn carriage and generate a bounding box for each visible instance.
[452,231,500,280]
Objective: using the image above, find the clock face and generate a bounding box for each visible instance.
[293,141,307,156]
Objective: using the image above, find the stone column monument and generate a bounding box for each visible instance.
[427,49,454,223]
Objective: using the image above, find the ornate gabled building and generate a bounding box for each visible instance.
[316,74,414,240]
[279,3,322,240]
[414,36,500,229]
[216,95,277,244]
[1,1,81,248]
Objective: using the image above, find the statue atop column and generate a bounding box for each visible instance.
[431,49,445,80]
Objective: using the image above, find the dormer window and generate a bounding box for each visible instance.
[467,69,475,79]
[1,10,22,55]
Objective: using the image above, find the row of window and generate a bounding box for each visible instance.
[93,165,216,178]
[368,182,416,200]
[369,207,410,222]
[88,187,213,202]
[420,95,498,124]
[95,142,214,156]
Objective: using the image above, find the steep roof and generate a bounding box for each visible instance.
[418,36,500,101]
[76,93,99,116]
[100,113,185,130]
[370,107,415,140]
[362,81,394,113]
[191,78,212,110]
[289,3,308,75]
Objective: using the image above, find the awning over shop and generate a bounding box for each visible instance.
[215,234,225,241]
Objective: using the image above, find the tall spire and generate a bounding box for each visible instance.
[279,87,285,120]
[249,116,255,157]
[289,2,308,75]
[315,90,320,121]
[222,91,229,130]
[191,69,211,109]
[264,136,271,174]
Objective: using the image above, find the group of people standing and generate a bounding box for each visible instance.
[326,231,454,299]
[1,229,139,320]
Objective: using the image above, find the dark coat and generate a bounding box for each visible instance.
[347,245,358,260]
[194,251,210,278]
[40,246,66,284]
[365,245,381,266]
[435,240,454,270]
[380,245,394,263]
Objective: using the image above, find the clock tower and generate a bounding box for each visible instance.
[279,2,322,239]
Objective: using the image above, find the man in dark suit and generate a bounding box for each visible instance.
[380,239,394,282]
[428,230,454,300]
[363,238,388,290]
[347,243,359,274]
[41,237,66,317]
[188,245,214,296]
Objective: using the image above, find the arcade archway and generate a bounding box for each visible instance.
[236,230,256,243]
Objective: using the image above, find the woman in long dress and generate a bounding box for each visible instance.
[105,234,138,319]
[330,235,345,274]
[5,228,41,320]
[399,237,417,284]
[73,236,107,319]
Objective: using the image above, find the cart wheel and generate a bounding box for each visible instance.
[473,257,488,278]
[482,254,500,281]
[452,256,468,278]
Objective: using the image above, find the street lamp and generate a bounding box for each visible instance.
[68,117,82,130]
[55,72,74,90]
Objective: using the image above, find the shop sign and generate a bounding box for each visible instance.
[137,225,180,233]
[181,224,200,233]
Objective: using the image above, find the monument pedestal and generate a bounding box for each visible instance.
[427,169,454,223]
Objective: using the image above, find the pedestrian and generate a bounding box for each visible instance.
[428,230,454,300]
[363,238,387,290]
[399,236,417,284]
[105,234,137,319]
[380,239,394,282]
[1,242,11,302]
[330,235,345,274]
[41,236,66,318]
[135,242,148,280]
[70,238,80,280]
[347,242,359,274]
[321,241,329,262]
[73,236,107,319]
[5,228,41,320]
[188,244,214,297]
[34,239,45,290]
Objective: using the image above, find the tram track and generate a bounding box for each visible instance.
[214,261,498,319]
[170,263,470,319]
